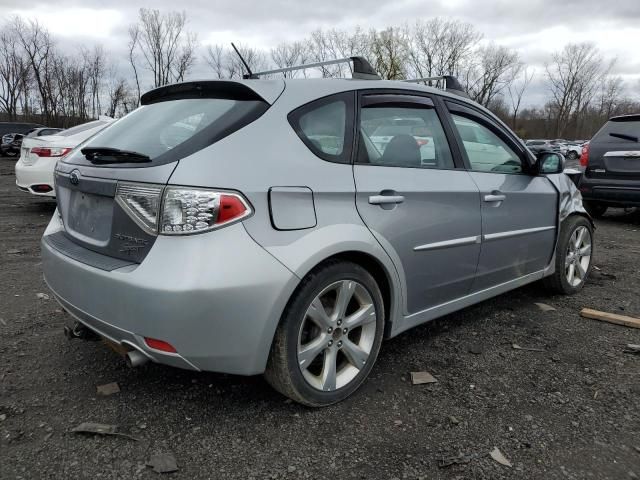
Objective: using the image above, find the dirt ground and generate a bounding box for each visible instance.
[1,158,638,480]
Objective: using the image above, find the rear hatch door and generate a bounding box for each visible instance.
[53,80,281,264]
[587,116,640,180]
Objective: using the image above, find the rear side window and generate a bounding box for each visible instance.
[288,92,354,164]
[64,96,268,167]
[593,118,640,143]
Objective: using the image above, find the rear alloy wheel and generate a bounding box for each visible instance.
[583,200,607,218]
[543,216,593,294]
[265,261,384,406]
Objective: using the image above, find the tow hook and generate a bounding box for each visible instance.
[63,322,100,341]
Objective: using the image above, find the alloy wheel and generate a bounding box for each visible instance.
[565,226,592,287]
[297,280,377,391]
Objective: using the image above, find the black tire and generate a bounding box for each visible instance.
[583,201,607,218]
[264,260,385,407]
[543,215,594,294]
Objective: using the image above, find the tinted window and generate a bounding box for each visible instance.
[452,115,522,173]
[68,98,267,167]
[593,119,640,143]
[287,94,354,165]
[358,103,453,169]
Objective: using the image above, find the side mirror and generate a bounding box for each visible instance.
[536,151,564,174]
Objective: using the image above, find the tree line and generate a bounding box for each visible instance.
[1,10,638,139]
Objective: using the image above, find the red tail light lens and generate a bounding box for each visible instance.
[217,194,248,223]
[579,143,590,167]
[144,337,177,353]
[31,147,72,158]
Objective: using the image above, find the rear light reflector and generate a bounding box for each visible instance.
[144,337,177,353]
[31,184,53,193]
[30,147,72,158]
[580,143,590,167]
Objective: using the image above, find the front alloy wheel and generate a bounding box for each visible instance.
[265,261,384,406]
[565,226,592,287]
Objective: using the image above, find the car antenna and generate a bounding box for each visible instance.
[231,43,257,79]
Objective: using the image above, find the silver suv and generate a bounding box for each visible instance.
[42,58,594,406]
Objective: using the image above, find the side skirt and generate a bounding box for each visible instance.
[391,269,548,337]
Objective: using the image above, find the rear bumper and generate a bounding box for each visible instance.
[41,214,299,375]
[579,176,640,206]
[15,157,56,197]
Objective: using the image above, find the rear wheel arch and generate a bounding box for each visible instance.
[293,251,395,336]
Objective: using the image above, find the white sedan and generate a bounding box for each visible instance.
[15,117,114,197]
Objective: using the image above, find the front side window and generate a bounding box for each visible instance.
[358,102,453,169]
[288,92,353,163]
[452,115,523,173]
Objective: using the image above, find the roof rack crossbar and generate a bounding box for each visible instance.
[250,56,381,80]
[403,75,469,99]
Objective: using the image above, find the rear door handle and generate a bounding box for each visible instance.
[483,193,506,202]
[369,195,405,205]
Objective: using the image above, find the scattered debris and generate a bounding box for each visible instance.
[147,453,179,474]
[36,293,49,300]
[0,318,6,326]
[438,452,477,468]
[6,248,23,255]
[467,343,483,355]
[0,414,6,421]
[96,382,120,396]
[448,416,460,425]
[580,308,640,329]
[393,420,403,426]
[512,344,545,352]
[535,302,556,312]
[410,371,438,385]
[489,447,512,467]
[71,422,139,441]
[624,344,640,354]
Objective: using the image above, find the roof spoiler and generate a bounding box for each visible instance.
[249,56,381,80]
[403,75,469,98]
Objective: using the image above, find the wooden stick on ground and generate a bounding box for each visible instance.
[580,308,640,329]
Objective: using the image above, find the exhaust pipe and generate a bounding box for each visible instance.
[125,349,149,368]
[64,322,100,341]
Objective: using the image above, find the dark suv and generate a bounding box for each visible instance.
[579,114,640,216]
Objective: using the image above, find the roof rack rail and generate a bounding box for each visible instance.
[403,75,469,98]
[248,56,381,80]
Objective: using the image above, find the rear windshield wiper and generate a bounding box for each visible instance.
[609,132,639,142]
[81,147,151,163]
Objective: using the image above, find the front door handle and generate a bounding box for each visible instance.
[483,193,506,202]
[369,195,405,205]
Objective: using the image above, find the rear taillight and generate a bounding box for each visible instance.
[579,143,590,167]
[30,147,72,158]
[114,183,252,236]
[161,187,251,234]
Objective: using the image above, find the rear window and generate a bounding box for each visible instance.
[64,97,268,167]
[59,120,109,137]
[593,118,640,143]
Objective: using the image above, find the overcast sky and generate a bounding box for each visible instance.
[2,0,640,106]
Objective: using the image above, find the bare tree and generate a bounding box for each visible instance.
[507,68,534,131]
[463,44,521,107]
[545,43,609,137]
[369,27,407,80]
[0,29,30,119]
[204,44,226,78]
[406,19,482,82]
[128,9,197,89]
[270,41,309,78]
[204,44,267,79]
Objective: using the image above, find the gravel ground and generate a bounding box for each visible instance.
[1,158,639,480]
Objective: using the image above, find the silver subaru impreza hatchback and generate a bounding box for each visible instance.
[42,58,593,406]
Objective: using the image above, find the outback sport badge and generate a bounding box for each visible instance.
[114,233,148,255]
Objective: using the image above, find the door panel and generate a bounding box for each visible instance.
[353,93,481,314]
[446,110,558,290]
[468,172,557,290]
